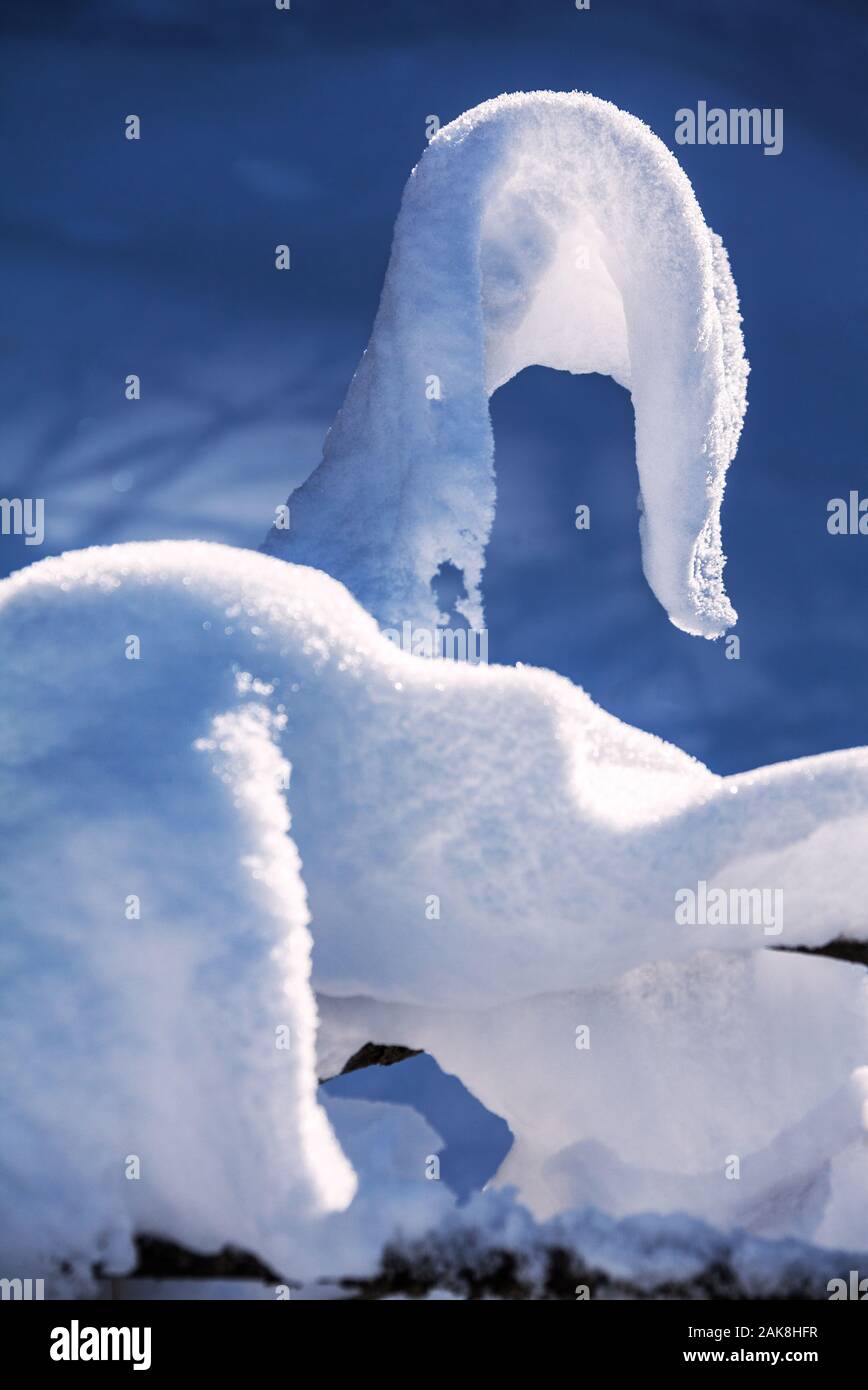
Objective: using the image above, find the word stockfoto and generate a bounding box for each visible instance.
[675,102,783,155]
[675,881,783,936]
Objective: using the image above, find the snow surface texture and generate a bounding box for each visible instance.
[365,1189,868,1301]
[266,91,748,640]
[100,1200,868,1301]
[1,541,866,1289]
[0,621,358,1288]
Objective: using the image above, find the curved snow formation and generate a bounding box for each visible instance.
[266,91,748,639]
[1,542,865,1280]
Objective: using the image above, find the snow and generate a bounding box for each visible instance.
[0,567,356,1289]
[96,1197,868,1300]
[4,12,864,782]
[371,1187,868,1300]
[266,91,748,641]
[324,1051,513,1202]
[319,953,868,1248]
[1,539,866,1288]
[1,75,864,1295]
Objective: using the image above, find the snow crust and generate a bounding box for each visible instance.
[1,540,865,1284]
[266,92,748,639]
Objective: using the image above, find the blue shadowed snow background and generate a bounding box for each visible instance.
[1,1,865,1198]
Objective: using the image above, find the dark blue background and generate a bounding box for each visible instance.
[2,0,865,774]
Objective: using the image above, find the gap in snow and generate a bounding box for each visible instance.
[483,363,643,670]
[430,560,471,630]
[337,1041,422,1074]
[323,1051,513,1204]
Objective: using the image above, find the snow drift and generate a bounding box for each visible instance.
[0,585,357,1286]
[266,91,748,639]
[1,91,863,1294]
[1,541,865,1285]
